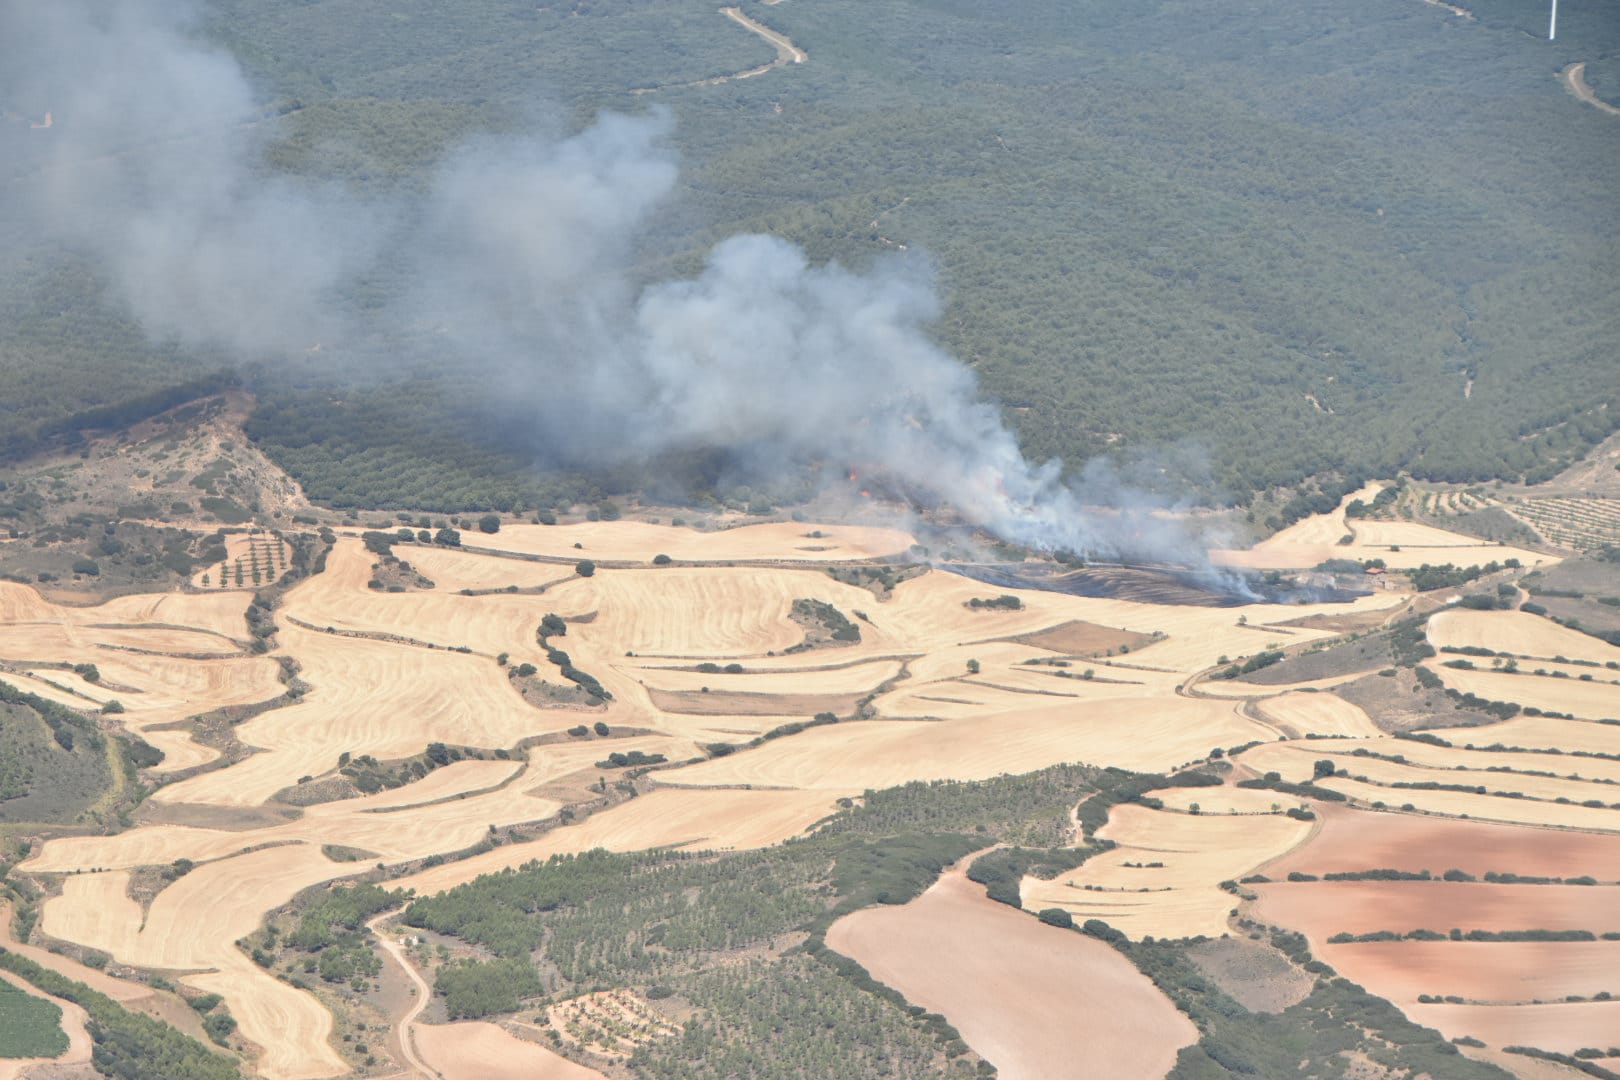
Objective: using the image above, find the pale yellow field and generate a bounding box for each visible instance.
[384,545,577,592]
[660,699,1268,791]
[414,1021,607,1080]
[449,520,916,563]
[42,848,349,1079]
[26,760,558,873]
[397,786,841,895]
[629,657,903,696]
[1321,737,1620,785]
[1424,663,1620,721]
[1212,508,1551,572]
[1251,691,1385,737]
[1406,1000,1620,1056]
[1209,485,1376,569]
[1197,671,1374,699]
[1317,775,1620,831]
[153,623,577,807]
[1429,608,1620,665]
[1021,795,1311,939]
[281,539,580,662]
[1432,713,1620,758]
[1239,740,1620,810]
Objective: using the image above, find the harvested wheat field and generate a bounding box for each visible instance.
[1322,940,1620,1004]
[41,847,349,1079]
[397,786,841,896]
[153,624,577,808]
[413,1021,608,1080]
[660,698,1267,791]
[1264,803,1620,879]
[1406,1000,1620,1056]
[1236,740,1620,812]
[1316,737,1620,786]
[455,520,915,563]
[1250,692,1384,738]
[1429,607,1620,665]
[383,544,578,592]
[1423,663,1620,721]
[1431,713,1620,758]
[1249,881,1620,939]
[827,862,1196,1078]
[1021,793,1312,939]
[1316,774,1620,831]
[1208,485,1379,569]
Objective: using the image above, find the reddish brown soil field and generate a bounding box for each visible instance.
[1322,940,1620,1003]
[827,864,1195,1079]
[1262,804,1620,880]
[1250,881,1620,939]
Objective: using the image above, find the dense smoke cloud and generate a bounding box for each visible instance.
[0,0,1210,564]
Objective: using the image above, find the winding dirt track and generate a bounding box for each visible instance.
[1562,62,1620,117]
[368,911,435,1080]
[633,6,805,93]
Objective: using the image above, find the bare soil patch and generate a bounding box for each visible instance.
[1323,940,1620,1004]
[1409,999,1620,1056]
[1250,881,1620,939]
[826,863,1195,1079]
[1186,936,1312,1013]
[1009,619,1155,657]
[414,1021,607,1080]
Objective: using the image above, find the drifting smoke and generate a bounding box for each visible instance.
[0,0,1214,565]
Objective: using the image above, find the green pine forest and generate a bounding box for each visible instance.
[0,0,1616,511]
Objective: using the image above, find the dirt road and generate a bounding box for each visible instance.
[368,911,438,1080]
[1562,62,1620,116]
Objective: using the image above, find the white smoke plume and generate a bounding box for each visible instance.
[0,0,1213,565]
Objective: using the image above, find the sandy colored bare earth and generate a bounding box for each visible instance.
[1318,738,1620,786]
[41,847,348,1080]
[1251,692,1384,738]
[396,786,841,896]
[827,863,1195,1078]
[1322,940,1620,1005]
[153,623,576,808]
[1264,803,1620,880]
[1429,608,1620,666]
[1317,774,1620,832]
[1209,488,1550,571]
[382,545,577,593]
[1237,741,1620,816]
[1250,881,1620,939]
[1431,714,1620,760]
[0,967,92,1080]
[414,1021,607,1080]
[24,760,558,873]
[1423,663,1620,722]
[447,520,913,564]
[660,699,1267,792]
[1022,795,1311,939]
[1407,999,1620,1055]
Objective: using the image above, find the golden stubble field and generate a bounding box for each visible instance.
[14,508,1619,1078]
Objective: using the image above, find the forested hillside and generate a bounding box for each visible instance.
[2,0,1616,510]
